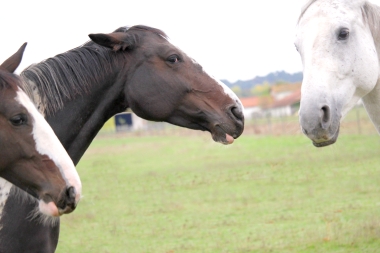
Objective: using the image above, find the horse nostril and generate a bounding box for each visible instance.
[66,187,77,207]
[320,105,331,128]
[58,186,77,214]
[66,187,76,201]
[230,106,244,122]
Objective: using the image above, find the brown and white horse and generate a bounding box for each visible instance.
[0,43,81,219]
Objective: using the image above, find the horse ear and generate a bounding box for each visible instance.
[0,42,27,73]
[89,32,132,52]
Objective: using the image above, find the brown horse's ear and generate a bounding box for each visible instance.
[89,32,132,52]
[0,42,27,73]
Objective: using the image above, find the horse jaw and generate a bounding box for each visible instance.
[362,83,380,135]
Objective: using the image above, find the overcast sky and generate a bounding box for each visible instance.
[1,0,380,82]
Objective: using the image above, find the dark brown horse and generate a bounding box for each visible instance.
[0,44,81,220]
[0,25,244,252]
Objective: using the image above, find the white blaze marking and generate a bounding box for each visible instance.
[205,69,244,111]
[15,90,82,203]
[189,58,244,112]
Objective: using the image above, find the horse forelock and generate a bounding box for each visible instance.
[20,44,122,116]
[114,25,169,40]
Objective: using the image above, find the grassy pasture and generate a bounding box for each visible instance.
[56,128,380,253]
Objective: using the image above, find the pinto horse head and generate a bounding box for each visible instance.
[89,25,244,144]
[0,43,81,217]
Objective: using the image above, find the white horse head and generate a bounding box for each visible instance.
[295,0,380,147]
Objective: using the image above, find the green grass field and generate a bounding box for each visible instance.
[56,130,380,253]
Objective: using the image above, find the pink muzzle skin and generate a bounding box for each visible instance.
[38,201,60,217]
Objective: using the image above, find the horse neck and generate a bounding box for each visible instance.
[21,52,128,165]
[48,80,127,165]
[362,78,380,135]
[356,1,380,134]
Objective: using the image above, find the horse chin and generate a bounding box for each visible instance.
[210,125,235,145]
[311,128,340,148]
[166,117,237,145]
[38,200,60,217]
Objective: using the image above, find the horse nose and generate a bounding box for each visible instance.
[229,105,244,123]
[58,186,77,215]
[227,105,244,137]
[320,105,331,129]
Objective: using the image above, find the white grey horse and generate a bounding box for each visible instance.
[295,0,380,146]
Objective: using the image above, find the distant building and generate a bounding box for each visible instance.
[270,82,301,100]
[240,96,262,120]
[264,89,301,117]
[239,83,302,120]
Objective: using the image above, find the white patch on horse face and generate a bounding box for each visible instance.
[15,90,82,203]
[204,68,244,111]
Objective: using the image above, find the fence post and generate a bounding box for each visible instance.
[266,114,272,135]
[356,106,361,135]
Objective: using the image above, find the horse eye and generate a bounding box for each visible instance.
[167,55,179,63]
[338,28,349,40]
[10,114,28,126]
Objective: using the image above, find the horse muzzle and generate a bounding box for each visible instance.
[57,186,79,215]
[210,105,244,144]
[39,186,80,217]
[299,104,341,147]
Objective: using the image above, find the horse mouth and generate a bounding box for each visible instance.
[210,125,236,145]
[313,138,336,147]
[311,128,340,148]
[171,119,239,145]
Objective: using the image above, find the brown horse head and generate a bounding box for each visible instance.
[0,43,81,216]
[89,25,244,144]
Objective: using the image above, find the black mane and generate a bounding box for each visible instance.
[19,25,167,116]
[20,42,120,116]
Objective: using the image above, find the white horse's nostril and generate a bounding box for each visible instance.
[320,105,331,130]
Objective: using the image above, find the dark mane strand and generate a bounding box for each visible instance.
[20,43,123,116]
[19,25,168,116]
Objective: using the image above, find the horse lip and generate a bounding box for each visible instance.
[194,121,239,144]
[212,125,235,144]
[58,205,76,215]
[311,127,340,147]
[312,138,336,147]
